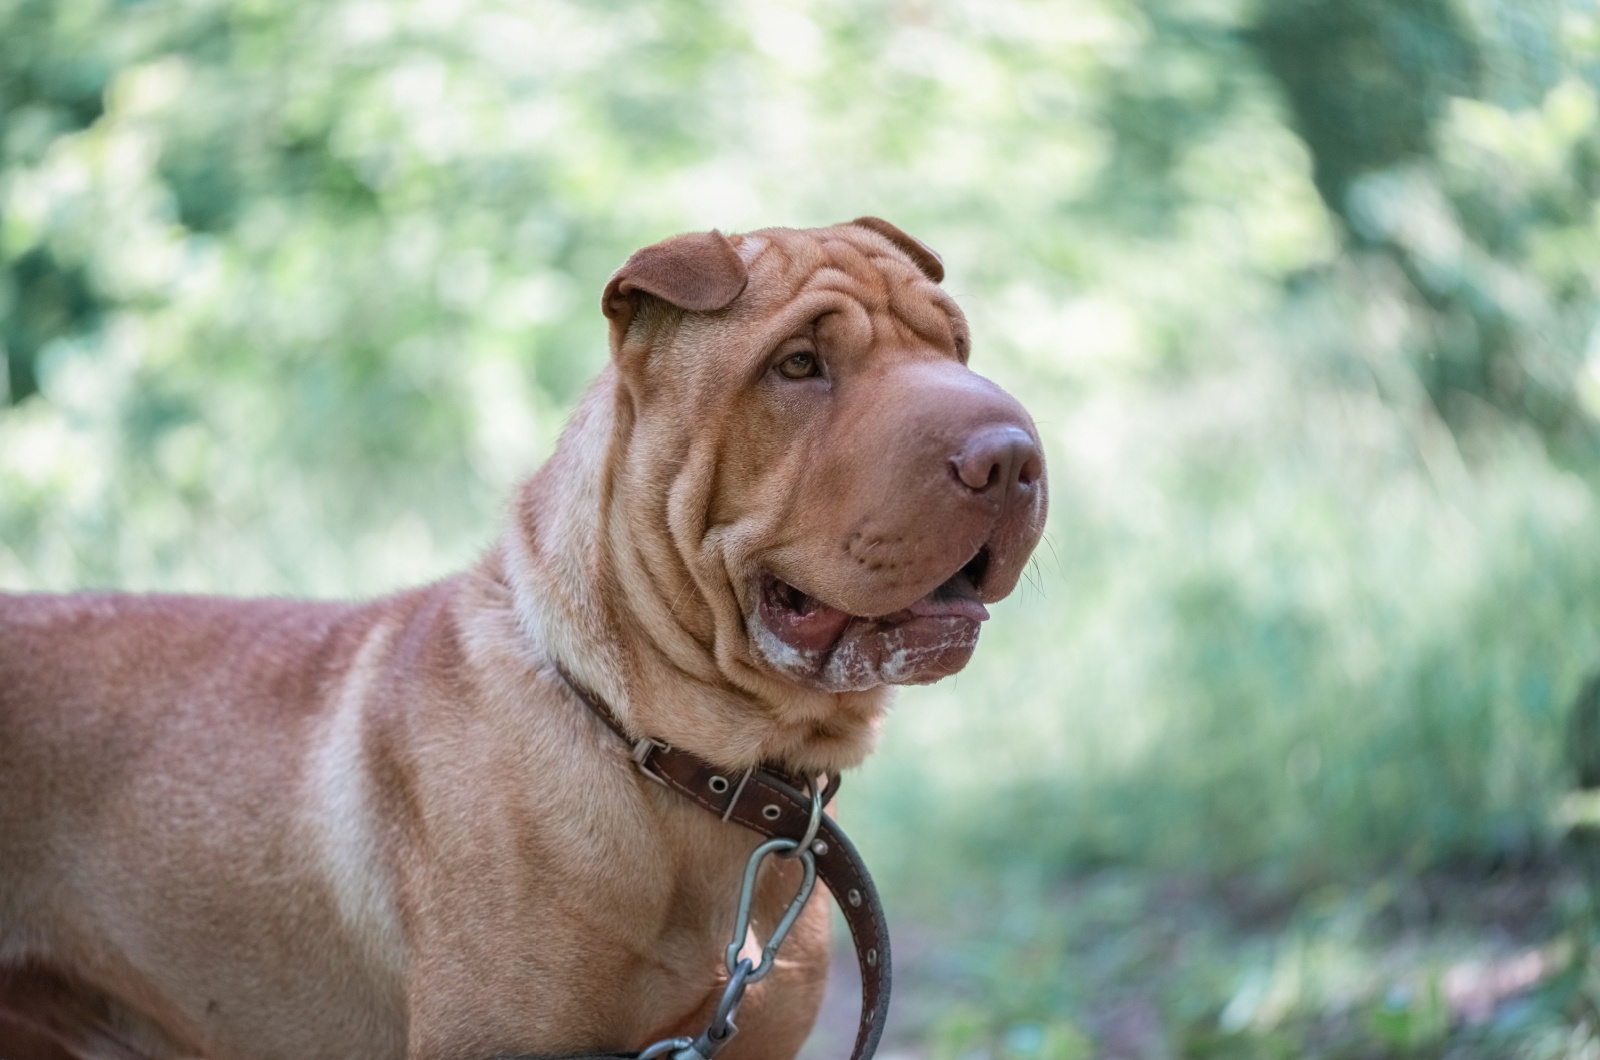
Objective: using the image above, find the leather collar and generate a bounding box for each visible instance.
[553,664,891,1060]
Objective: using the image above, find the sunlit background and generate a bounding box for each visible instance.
[5,0,1600,1055]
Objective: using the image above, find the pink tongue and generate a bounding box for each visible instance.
[903,596,990,623]
[776,601,854,653]
[767,590,990,656]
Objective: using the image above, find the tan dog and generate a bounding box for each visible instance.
[0,219,1047,1060]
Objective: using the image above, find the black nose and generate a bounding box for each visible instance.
[951,426,1042,501]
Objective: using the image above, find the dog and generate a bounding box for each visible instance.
[0,218,1047,1060]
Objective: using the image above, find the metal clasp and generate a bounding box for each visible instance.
[723,837,817,983]
[638,836,818,1059]
[632,737,672,785]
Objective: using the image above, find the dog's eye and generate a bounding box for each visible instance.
[776,352,821,380]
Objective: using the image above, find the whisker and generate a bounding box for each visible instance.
[1040,531,1061,576]
[1026,556,1046,598]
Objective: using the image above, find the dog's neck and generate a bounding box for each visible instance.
[500,365,891,775]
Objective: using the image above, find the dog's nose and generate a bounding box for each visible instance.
[951,426,1042,501]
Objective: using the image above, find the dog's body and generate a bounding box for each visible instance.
[0,220,1046,1060]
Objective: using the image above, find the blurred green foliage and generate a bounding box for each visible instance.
[5,0,1600,1054]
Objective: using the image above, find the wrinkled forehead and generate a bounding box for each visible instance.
[729,225,968,356]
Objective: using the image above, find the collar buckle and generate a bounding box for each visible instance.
[632,736,672,785]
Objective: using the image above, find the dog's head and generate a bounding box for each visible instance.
[596,219,1047,710]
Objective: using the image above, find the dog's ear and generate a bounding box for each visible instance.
[601,230,749,335]
[850,216,944,284]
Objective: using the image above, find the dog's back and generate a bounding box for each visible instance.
[0,592,357,897]
[0,591,410,1059]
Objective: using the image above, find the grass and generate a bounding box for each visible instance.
[805,843,1600,1059]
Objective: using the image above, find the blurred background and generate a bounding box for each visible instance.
[3,0,1600,1055]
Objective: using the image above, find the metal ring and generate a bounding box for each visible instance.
[779,779,824,858]
[637,1037,694,1059]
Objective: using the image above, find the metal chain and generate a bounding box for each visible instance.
[639,783,823,1060]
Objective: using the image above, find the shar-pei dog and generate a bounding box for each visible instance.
[0,218,1047,1060]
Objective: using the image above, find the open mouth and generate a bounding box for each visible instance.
[754,548,993,689]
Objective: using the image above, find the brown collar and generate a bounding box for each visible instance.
[554,664,891,1060]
